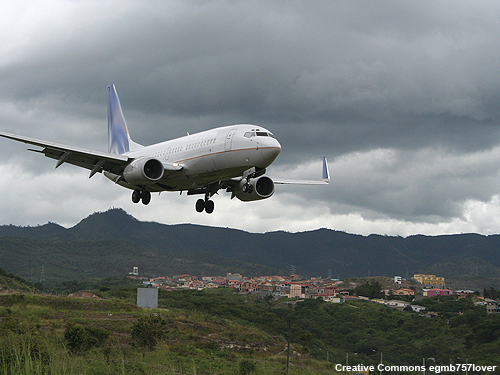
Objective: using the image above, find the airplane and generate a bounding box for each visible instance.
[0,84,329,213]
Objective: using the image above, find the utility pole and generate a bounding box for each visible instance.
[286,320,291,375]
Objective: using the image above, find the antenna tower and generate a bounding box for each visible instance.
[40,265,45,283]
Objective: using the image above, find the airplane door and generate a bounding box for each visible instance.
[225,129,237,151]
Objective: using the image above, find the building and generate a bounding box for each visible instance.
[423,289,453,297]
[385,288,415,297]
[289,284,305,298]
[410,305,426,313]
[240,281,258,293]
[394,276,402,284]
[486,300,500,314]
[413,274,445,288]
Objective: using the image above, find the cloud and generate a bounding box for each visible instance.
[1,1,500,235]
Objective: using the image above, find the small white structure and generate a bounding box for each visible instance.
[137,287,158,308]
[394,276,402,284]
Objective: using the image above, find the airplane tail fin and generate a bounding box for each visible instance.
[107,84,143,154]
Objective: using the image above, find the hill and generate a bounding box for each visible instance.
[1,209,500,288]
[1,289,499,373]
[0,268,32,293]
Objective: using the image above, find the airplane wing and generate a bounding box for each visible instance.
[273,157,330,185]
[0,130,131,178]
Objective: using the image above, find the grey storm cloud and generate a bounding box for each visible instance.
[1,0,500,234]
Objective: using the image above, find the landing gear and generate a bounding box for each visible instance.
[196,199,205,213]
[132,189,151,205]
[241,182,253,194]
[195,198,215,214]
[205,200,215,214]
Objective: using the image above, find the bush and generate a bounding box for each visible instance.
[64,322,109,353]
[131,314,168,350]
[239,359,256,374]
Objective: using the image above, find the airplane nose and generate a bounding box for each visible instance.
[260,137,281,165]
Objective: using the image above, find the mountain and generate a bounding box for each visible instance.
[1,208,500,287]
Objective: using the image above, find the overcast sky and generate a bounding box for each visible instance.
[1,0,500,236]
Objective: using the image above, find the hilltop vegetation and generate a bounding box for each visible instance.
[0,268,32,293]
[1,209,500,290]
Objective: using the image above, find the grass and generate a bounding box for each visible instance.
[0,293,337,374]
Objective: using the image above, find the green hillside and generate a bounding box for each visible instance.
[0,268,32,293]
[1,208,500,289]
[0,291,332,375]
[1,288,499,374]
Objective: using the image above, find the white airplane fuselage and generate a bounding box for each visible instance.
[107,124,281,192]
[0,84,328,214]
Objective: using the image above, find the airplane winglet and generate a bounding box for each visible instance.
[272,157,330,185]
[322,157,330,183]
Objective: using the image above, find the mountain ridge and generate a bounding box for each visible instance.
[0,208,499,288]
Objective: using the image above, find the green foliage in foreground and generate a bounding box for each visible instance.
[1,290,500,374]
[0,293,334,375]
[158,289,500,368]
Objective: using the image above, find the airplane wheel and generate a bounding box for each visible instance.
[196,199,205,213]
[142,191,151,205]
[205,200,215,214]
[132,190,141,204]
[247,184,253,194]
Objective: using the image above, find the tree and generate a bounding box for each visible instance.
[131,314,168,350]
[353,281,384,299]
[64,322,109,353]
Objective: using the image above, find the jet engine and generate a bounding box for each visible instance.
[233,175,275,202]
[122,157,164,185]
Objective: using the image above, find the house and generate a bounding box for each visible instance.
[227,279,240,289]
[385,288,415,297]
[486,300,500,314]
[68,291,100,299]
[423,289,453,297]
[289,284,305,298]
[413,274,445,288]
[240,281,258,293]
[327,296,345,303]
[385,300,410,310]
[410,305,426,313]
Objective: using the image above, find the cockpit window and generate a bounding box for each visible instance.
[245,130,276,138]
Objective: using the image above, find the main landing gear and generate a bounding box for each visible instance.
[195,198,215,214]
[132,189,151,205]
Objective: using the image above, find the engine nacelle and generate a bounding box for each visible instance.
[122,157,164,185]
[233,175,275,202]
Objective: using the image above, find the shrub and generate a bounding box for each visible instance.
[64,322,109,353]
[131,314,168,350]
[239,359,256,374]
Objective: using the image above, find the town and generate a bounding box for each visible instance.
[127,268,500,315]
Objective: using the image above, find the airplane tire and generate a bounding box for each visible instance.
[132,190,141,204]
[142,191,151,205]
[205,200,215,214]
[196,199,205,213]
